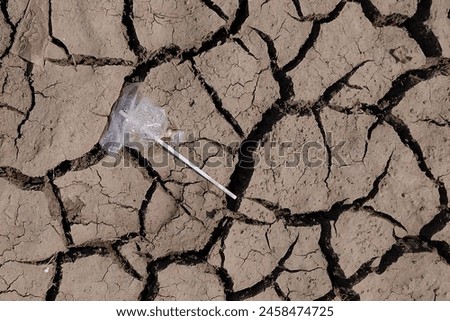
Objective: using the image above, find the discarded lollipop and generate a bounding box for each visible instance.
[100,83,237,200]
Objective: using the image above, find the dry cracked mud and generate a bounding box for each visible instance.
[0,0,449,301]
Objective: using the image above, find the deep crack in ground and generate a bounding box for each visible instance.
[0,0,449,301]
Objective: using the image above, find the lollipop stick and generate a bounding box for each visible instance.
[120,110,237,199]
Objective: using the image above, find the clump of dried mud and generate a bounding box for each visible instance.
[0,0,449,301]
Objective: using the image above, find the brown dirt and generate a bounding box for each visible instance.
[0,0,449,301]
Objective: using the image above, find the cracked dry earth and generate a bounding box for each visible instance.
[0,0,450,302]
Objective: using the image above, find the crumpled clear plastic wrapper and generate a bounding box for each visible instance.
[100,83,169,154]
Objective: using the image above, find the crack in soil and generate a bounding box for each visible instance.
[48,0,71,58]
[138,181,157,237]
[190,59,245,138]
[199,0,229,21]
[46,55,135,67]
[228,235,299,300]
[282,0,347,73]
[352,0,409,27]
[376,236,433,274]
[0,0,17,60]
[1,0,450,301]
[139,217,234,300]
[14,62,36,151]
[319,221,360,300]
[47,178,74,246]
[353,0,442,57]
[0,166,45,191]
[46,144,106,179]
[122,0,147,61]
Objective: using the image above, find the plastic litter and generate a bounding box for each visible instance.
[99,83,167,154]
[100,83,237,200]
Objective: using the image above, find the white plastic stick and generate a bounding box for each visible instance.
[120,110,237,199]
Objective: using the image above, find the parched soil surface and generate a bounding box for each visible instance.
[1,0,450,300]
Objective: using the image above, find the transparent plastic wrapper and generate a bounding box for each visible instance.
[100,83,168,153]
[100,83,237,199]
